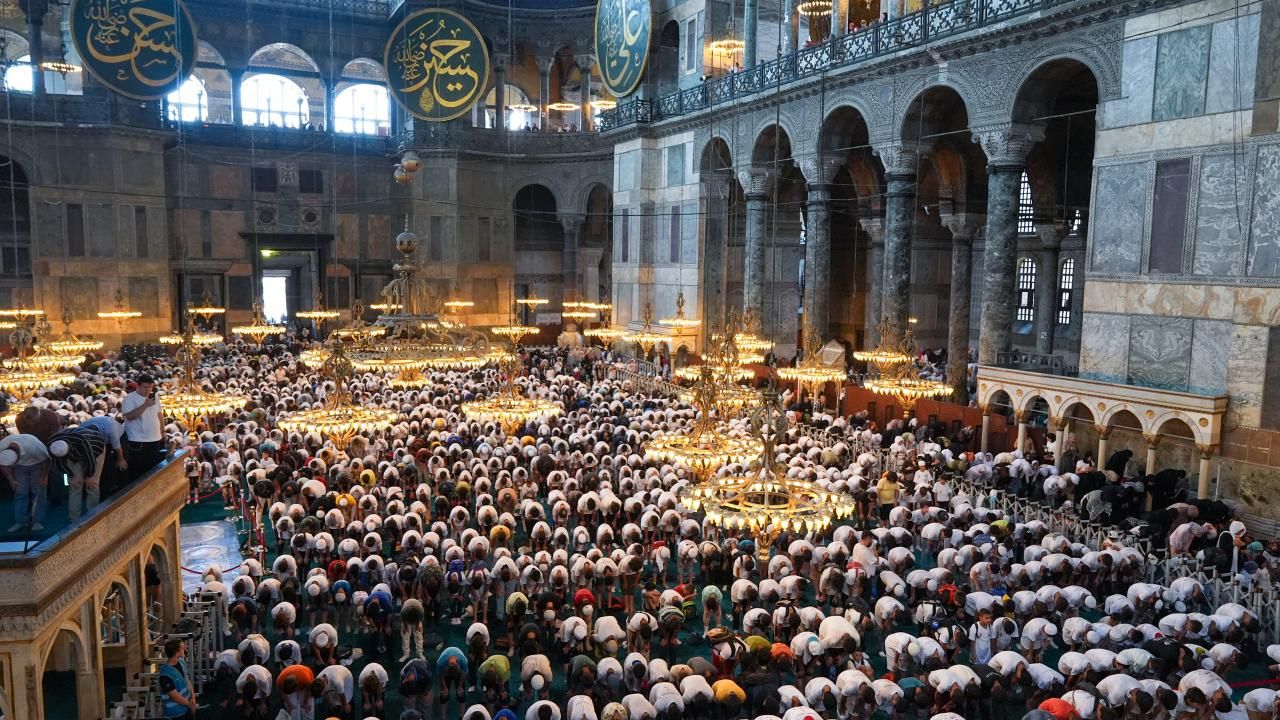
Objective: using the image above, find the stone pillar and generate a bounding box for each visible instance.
[831,0,846,38]
[1048,415,1065,460]
[579,247,605,302]
[1095,425,1111,469]
[744,0,759,68]
[1196,445,1214,499]
[24,0,47,98]
[1034,224,1063,355]
[324,79,336,132]
[872,141,924,345]
[561,213,584,300]
[799,158,839,338]
[980,405,991,453]
[536,56,554,130]
[493,59,508,131]
[942,214,980,401]
[1015,410,1028,454]
[859,216,885,346]
[1144,433,1159,475]
[782,0,796,54]
[973,123,1044,364]
[577,54,596,130]
[231,68,245,125]
[738,167,773,320]
[702,172,731,331]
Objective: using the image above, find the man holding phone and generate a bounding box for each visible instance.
[121,374,164,482]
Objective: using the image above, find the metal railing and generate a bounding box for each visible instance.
[0,89,166,128]
[993,351,1078,376]
[110,592,222,718]
[599,0,1080,131]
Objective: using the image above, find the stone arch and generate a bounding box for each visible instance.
[146,542,174,630]
[895,81,974,145]
[698,134,734,173]
[750,122,796,169]
[339,57,386,83]
[41,622,96,720]
[1153,414,1207,446]
[1103,406,1147,434]
[573,178,613,216]
[1016,391,1052,416]
[512,184,562,248]
[818,101,876,156]
[653,20,681,97]
[247,42,322,74]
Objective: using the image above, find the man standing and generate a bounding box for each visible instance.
[122,374,164,482]
[79,414,126,496]
[0,431,50,532]
[49,424,107,520]
[158,638,198,718]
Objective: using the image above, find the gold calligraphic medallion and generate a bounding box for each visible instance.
[69,0,197,100]
[595,0,650,97]
[385,8,489,122]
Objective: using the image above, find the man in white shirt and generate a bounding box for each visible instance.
[0,432,50,532]
[121,374,164,482]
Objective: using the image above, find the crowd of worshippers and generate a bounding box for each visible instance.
[8,340,1280,720]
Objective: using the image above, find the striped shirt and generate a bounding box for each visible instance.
[49,426,106,475]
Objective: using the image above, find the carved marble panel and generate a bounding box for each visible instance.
[1193,154,1248,276]
[1226,325,1269,427]
[1206,14,1260,114]
[1079,313,1130,383]
[1153,25,1211,121]
[1106,36,1157,128]
[1090,164,1147,274]
[1128,315,1193,390]
[1249,144,1280,277]
[1189,318,1232,395]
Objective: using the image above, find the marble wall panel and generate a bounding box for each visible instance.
[1090,164,1147,273]
[1226,324,1269,427]
[1106,37,1157,128]
[1153,25,1211,121]
[1206,14,1261,114]
[1194,154,1249,275]
[1128,315,1193,389]
[1231,286,1280,325]
[1189,318,1233,395]
[1079,313,1131,382]
[1249,144,1280,276]
[1256,0,1280,102]
[681,201,699,264]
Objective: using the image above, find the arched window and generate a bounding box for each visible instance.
[484,84,535,130]
[333,83,390,136]
[241,74,308,128]
[4,56,33,93]
[1016,256,1036,323]
[1057,258,1075,325]
[166,76,208,122]
[1018,170,1034,234]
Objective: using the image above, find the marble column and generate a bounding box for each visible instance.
[1048,415,1065,460]
[738,167,773,321]
[744,0,759,68]
[577,54,596,131]
[324,79,336,132]
[702,172,731,331]
[24,2,46,97]
[980,406,992,453]
[782,0,796,54]
[942,214,980,401]
[1034,224,1062,355]
[831,0,845,38]
[1015,411,1028,454]
[536,56,554,130]
[231,69,245,125]
[1096,426,1111,469]
[804,184,832,336]
[1196,445,1214,499]
[858,216,885,346]
[973,123,1044,364]
[873,142,924,345]
[493,60,508,130]
[561,213,584,300]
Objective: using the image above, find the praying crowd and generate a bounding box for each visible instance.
[9,338,1280,720]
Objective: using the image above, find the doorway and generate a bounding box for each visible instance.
[256,247,318,323]
[262,274,289,323]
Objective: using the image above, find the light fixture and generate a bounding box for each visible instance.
[156,326,243,440]
[547,101,579,112]
[509,103,538,113]
[561,300,598,321]
[188,292,227,325]
[796,0,833,15]
[708,38,745,54]
[0,308,43,318]
[623,303,668,356]
[591,100,617,111]
[330,300,388,343]
[296,290,340,323]
[858,318,949,418]
[278,342,397,447]
[851,316,913,372]
[97,289,142,322]
[583,307,627,347]
[160,331,223,346]
[442,283,474,313]
[778,326,845,398]
[230,300,286,344]
[658,290,701,329]
[369,303,403,313]
[29,308,103,368]
[0,319,75,402]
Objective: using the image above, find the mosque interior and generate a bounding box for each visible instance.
[0,0,1274,717]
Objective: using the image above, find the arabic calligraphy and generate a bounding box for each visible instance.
[595,0,650,97]
[385,9,489,122]
[70,0,197,100]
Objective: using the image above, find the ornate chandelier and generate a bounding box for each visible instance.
[778,326,845,398]
[97,289,142,323]
[859,318,949,417]
[561,301,598,321]
[0,320,75,402]
[658,291,701,329]
[547,101,578,112]
[623,303,668,356]
[583,308,627,346]
[26,311,102,369]
[279,342,397,447]
[188,292,227,325]
[161,326,243,441]
[695,387,856,561]
[230,300,286,344]
[647,366,762,499]
[330,300,388,343]
[296,290,341,325]
[461,335,560,435]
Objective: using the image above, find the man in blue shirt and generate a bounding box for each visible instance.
[158,638,197,718]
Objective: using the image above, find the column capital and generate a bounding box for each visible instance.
[576,53,598,71]
[1095,424,1112,439]
[872,140,929,178]
[736,167,774,197]
[1196,443,1216,459]
[796,156,843,186]
[1143,432,1160,449]
[971,122,1045,169]
[493,55,510,73]
[559,212,586,231]
[1036,222,1066,250]
[939,213,984,243]
[535,55,556,74]
[858,216,885,244]
[1048,414,1066,429]
[977,403,991,415]
[1014,409,1029,423]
